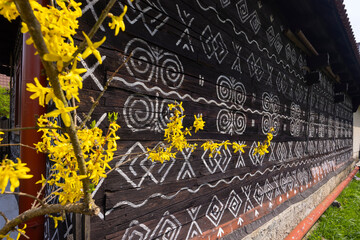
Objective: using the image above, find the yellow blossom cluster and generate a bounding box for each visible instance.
[147,102,205,163]
[201,140,247,158]
[0,0,20,21]
[35,116,120,204]
[201,129,275,158]
[17,0,90,127]
[253,128,275,156]
[0,158,33,193]
[0,0,127,237]
[0,131,3,143]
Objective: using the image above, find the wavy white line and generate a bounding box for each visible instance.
[195,0,303,80]
[114,76,309,123]
[98,147,352,219]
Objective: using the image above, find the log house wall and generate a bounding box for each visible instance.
[75,0,354,239]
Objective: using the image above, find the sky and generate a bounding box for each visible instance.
[344,0,360,43]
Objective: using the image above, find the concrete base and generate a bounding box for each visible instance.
[224,160,357,240]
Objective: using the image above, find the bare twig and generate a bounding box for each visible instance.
[0,126,63,132]
[0,203,98,236]
[0,143,37,151]
[31,172,54,209]
[80,53,132,128]
[0,211,9,223]
[3,191,46,208]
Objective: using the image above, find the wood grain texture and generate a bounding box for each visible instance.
[75,0,354,239]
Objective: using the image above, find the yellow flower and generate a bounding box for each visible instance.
[0,131,4,143]
[16,224,27,240]
[43,52,74,72]
[0,158,33,193]
[232,142,246,153]
[193,114,205,133]
[35,174,47,186]
[26,77,49,107]
[82,32,106,64]
[49,215,64,228]
[0,0,19,21]
[44,105,78,127]
[108,5,127,36]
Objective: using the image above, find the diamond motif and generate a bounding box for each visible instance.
[249,11,261,34]
[226,190,242,217]
[206,196,225,227]
[236,0,250,23]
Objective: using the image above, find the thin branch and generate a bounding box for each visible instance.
[31,172,53,209]
[0,211,9,224]
[0,203,98,237]
[80,53,132,128]
[0,143,37,151]
[0,126,63,132]
[63,0,118,69]
[3,192,46,208]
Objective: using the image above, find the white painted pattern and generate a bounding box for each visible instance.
[201,144,232,173]
[123,0,169,36]
[125,38,184,89]
[176,4,195,52]
[290,102,302,137]
[122,220,151,240]
[115,142,175,188]
[216,109,247,135]
[206,195,225,227]
[262,92,280,135]
[276,142,287,162]
[112,75,308,124]
[82,0,105,31]
[263,179,274,201]
[276,72,288,94]
[269,142,276,161]
[220,0,231,8]
[177,148,196,180]
[272,175,282,198]
[242,185,254,213]
[234,141,246,168]
[249,11,261,34]
[201,25,229,64]
[123,94,175,132]
[249,141,265,166]
[266,26,276,46]
[216,75,246,105]
[231,41,243,73]
[226,190,242,217]
[247,53,264,81]
[236,0,250,22]
[150,211,182,240]
[266,63,274,85]
[196,0,303,79]
[186,206,202,240]
[101,149,353,219]
[80,56,106,91]
[253,183,264,206]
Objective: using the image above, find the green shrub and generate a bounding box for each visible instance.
[0,86,9,118]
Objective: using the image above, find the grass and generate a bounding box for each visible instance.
[306,173,360,240]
